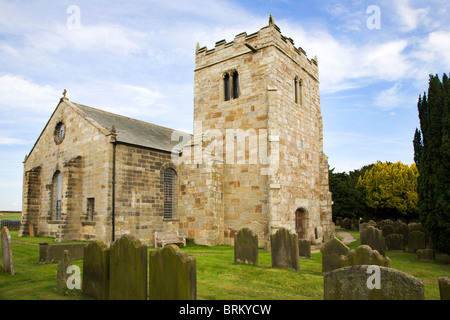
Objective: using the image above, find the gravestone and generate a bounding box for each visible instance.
[39,241,87,264]
[109,234,147,300]
[385,233,405,251]
[1,227,14,275]
[56,250,71,290]
[360,226,386,256]
[270,228,300,271]
[298,239,311,258]
[149,244,197,300]
[82,240,111,300]
[408,231,426,253]
[234,228,258,265]
[394,223,409,247]
[339,245,391,268]
[320,237,350,273]
[381,225,395,237]
[417,249,435,261]
[324,265,424,300]
[438,277,450,300]
[359,222,369,234]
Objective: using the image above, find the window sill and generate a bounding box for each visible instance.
[82,221,95,226]
[48,220,64,224]
[163,218,179,222]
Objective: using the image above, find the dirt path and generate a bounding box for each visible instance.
[311,230,357,253]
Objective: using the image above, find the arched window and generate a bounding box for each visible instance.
[224,73,231,101]
[232,71,240,99]
[163,168,177,220]
[294,76,302,105]
[52,171,63,220]
[223,70,240,101]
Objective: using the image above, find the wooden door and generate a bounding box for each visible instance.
[295,208,305,239]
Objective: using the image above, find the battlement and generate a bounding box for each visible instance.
[195,15,318,80]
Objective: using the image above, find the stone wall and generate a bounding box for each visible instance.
[20,99,113,243]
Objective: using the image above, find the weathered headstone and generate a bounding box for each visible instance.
[359,222,369,234]
[360,226,386,256]
[109,234,147,300]
[324,265,424,300]
[149,244,197,300]
[408,231,426,253]
[234,228,258,265]
[417,249,435,261]
[1,227,14,275]
[385,233,405,251]
[56,250,71,290]
[438,277,450,300]
[394,223,409,247]
[381,225,395,237]
[298,239,311,258]
[82,240,111,300]
[270,228,300,271]
[320,237,350,273]
[339,245,391,268]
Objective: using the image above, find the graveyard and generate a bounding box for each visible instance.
[1,213,449,300]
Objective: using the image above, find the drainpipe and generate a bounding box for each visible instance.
[108,125,117,242]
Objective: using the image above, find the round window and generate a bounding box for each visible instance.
[55,122,65,144]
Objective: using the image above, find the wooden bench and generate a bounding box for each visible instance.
[154,231,186,248]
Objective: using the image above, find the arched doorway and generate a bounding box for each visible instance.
[295,208,307,239]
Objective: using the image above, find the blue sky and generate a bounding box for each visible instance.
[0,0,449,210]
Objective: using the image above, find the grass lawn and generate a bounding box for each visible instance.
[1,226,449,300]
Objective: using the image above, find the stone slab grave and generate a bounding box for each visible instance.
[82,240,111,300]
[324,265,424,300]
[339,245,391,268]
[385,233,405,251]
[1,226,14,275]
[39,241,87,264]
[234,227,258,265]
[56,250,72,291]
[360,226,386,256]
[320,237,350,273]
[408,231,426,253]
[417,248,435,261]
[270,228,300,271]
[149,244,197,300]
[298,239,311,258]
[109,234,147,300]
[439,277,450,300]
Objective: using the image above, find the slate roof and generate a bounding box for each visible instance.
[73,102,192,153]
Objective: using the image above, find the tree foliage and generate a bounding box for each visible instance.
[413,73,450,254]
[356,162,419,220]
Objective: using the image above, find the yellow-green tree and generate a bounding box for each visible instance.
[356,161,418,220]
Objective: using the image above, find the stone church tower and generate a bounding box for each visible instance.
[177,15,334,247]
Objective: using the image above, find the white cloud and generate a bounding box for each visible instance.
[394,0,430,32]
[0,74,60,113]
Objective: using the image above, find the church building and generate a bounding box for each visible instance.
[19,16,334,248]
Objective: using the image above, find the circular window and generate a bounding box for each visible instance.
[55,122,65,144]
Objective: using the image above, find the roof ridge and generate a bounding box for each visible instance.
[72,102,192,136]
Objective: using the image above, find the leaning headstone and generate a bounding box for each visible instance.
[56,250,71,291]
[408,231,426,253]
[417,249,435,261]
[359,222,369,234]
[109,234,147,300]
[438,277,450,300]
[320,237,350,273]
[82,240,111,300]
[270,228,300,271]
[1,227,14,275]
[339,245,391,268]
[298,239,311,258]
[360,226,386,256]
[324,265,424,300]
[234,228,258,265]
[149,244,197,300]
[385,233,405,252]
